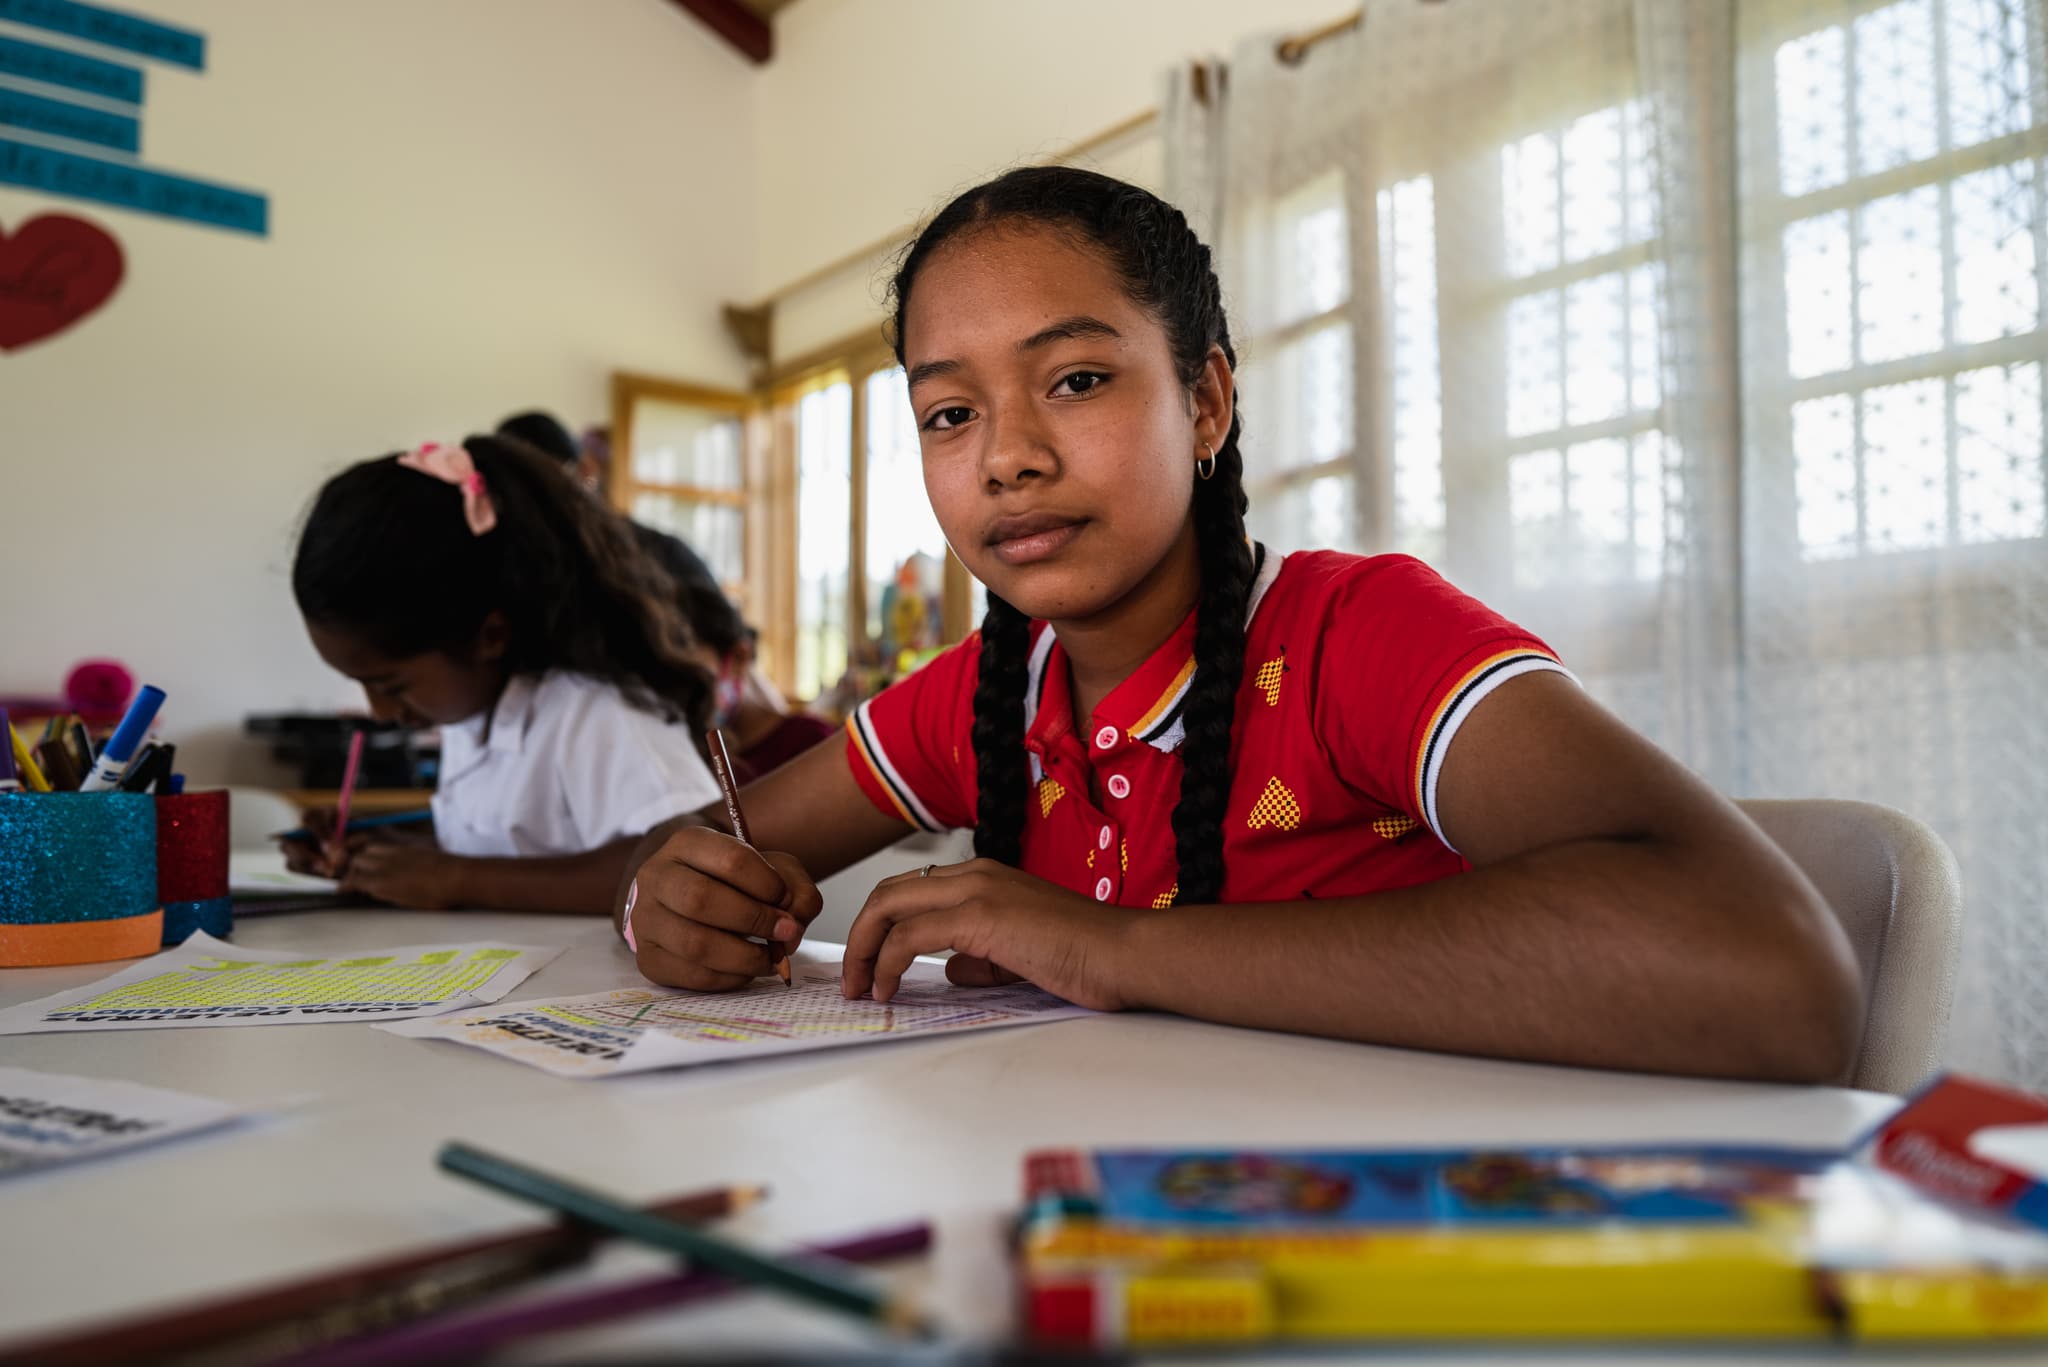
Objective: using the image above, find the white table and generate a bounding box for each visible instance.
[0,908,1982,1364]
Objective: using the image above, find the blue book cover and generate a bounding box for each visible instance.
[1040,1145,1845,1229]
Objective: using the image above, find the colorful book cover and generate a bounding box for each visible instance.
[1019,1132,2048,1347]
[1027,1144,1837,1226]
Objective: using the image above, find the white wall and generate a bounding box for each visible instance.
[0,0,756,781]
[753,0,1358,357]
[1,0,1354,783]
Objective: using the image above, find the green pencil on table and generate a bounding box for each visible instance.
[437,1141,938,1340]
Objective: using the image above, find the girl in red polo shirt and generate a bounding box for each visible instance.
[617,168,1861,1082]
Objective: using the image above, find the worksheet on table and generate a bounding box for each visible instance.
[0,934,560,1033]
[0,1066,250,1177]
[381,945,1091,1078]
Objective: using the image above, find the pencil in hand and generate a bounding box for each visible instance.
[706,728,792,988]
[329,729,367,876]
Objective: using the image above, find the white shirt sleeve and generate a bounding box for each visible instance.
[551,682,722,850]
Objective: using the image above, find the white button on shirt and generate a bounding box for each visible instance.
[431,671,722,858]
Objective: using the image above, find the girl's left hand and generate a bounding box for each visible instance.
[339,842,466,910]
[841,859,1132,1011]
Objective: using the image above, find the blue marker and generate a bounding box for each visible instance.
[0,706,18,793]
[78,684,165,792]
[272,809,432,843]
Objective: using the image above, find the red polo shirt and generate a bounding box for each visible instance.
[845,548,1566,907]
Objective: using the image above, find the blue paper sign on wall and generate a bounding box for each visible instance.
[0,0,202,70]
[0,137,265,235]
[0,2,269,237]
[0,86,138,151]
[0,33,142,102]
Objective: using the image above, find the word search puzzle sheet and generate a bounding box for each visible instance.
[383,950,1093,1078]
[0,1067,250,1177]
[0,934,561,1033]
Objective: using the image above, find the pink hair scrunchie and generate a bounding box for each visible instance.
[397,440,498,536]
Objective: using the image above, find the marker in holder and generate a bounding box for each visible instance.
[0,792,162,966]
[156,789,230,945]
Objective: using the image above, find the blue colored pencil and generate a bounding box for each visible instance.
[437,1143,937,1340]
[271,809,433,843]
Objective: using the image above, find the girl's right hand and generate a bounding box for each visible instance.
[280,808,344,878]
[623,827,824,991]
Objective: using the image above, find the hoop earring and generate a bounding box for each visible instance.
[1195,441,1218,481]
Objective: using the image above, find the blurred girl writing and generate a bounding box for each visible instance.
[287,436,720,913]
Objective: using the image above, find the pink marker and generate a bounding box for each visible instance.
[329,729,366,873]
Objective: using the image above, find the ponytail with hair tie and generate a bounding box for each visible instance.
[294,435,714,732]
[396,441,498,536]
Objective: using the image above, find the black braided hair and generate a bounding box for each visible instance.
[888,167,1255,904]
[294,434,714,732]
[967,592,1033,867]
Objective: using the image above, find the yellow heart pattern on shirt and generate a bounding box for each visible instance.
[1151,881,1179,909]
[1373,814,1420,840]
[1246,776,1303,832]
[1085,849,1096,869]
[1254,655,1287,706]
[1038,777,1066,818]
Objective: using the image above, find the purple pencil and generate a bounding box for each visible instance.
[278,1222,934,1367]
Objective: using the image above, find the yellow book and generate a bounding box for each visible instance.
[1019,1145,2048,1348]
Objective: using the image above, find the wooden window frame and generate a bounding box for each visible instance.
[607,369,762,635]
[766,329,981,698]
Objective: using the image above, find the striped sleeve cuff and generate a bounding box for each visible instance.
[844,704,946,833]
[1413,648,1573,853]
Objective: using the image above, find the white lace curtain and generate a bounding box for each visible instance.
[1169,0,2048,1087]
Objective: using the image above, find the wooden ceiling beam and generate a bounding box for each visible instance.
[667,0,773,64]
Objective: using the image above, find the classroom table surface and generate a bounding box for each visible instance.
[0,908,2014,1366]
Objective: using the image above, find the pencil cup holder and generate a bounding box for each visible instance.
[157,789,230,945]
[0,792,162,966]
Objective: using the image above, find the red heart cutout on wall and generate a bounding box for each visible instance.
[0,214,125,352]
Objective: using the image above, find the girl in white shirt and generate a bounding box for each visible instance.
[286,435,722,913]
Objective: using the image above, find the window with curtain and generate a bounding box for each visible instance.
[1188,0,2047,1085]
[1221,0,2039,639]
[1751,0,2043,566]
[1239,170,1363,555]
[1496,100,1668,592]
[1229,9,1673,636]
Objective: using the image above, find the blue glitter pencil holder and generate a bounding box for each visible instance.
[0,792,164,967]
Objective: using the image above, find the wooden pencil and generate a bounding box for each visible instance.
[0,1184,762,1366]
[439,1142,936,1339]
[707,726,792,987]
[277,1222,934,1367]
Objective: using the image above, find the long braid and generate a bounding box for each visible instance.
[970,594,1033,865]
[1172,417,1254,904]
[891,166,1257,899]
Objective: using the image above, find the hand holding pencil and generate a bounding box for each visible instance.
[706,728,792,988]
[617,732,822,991]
